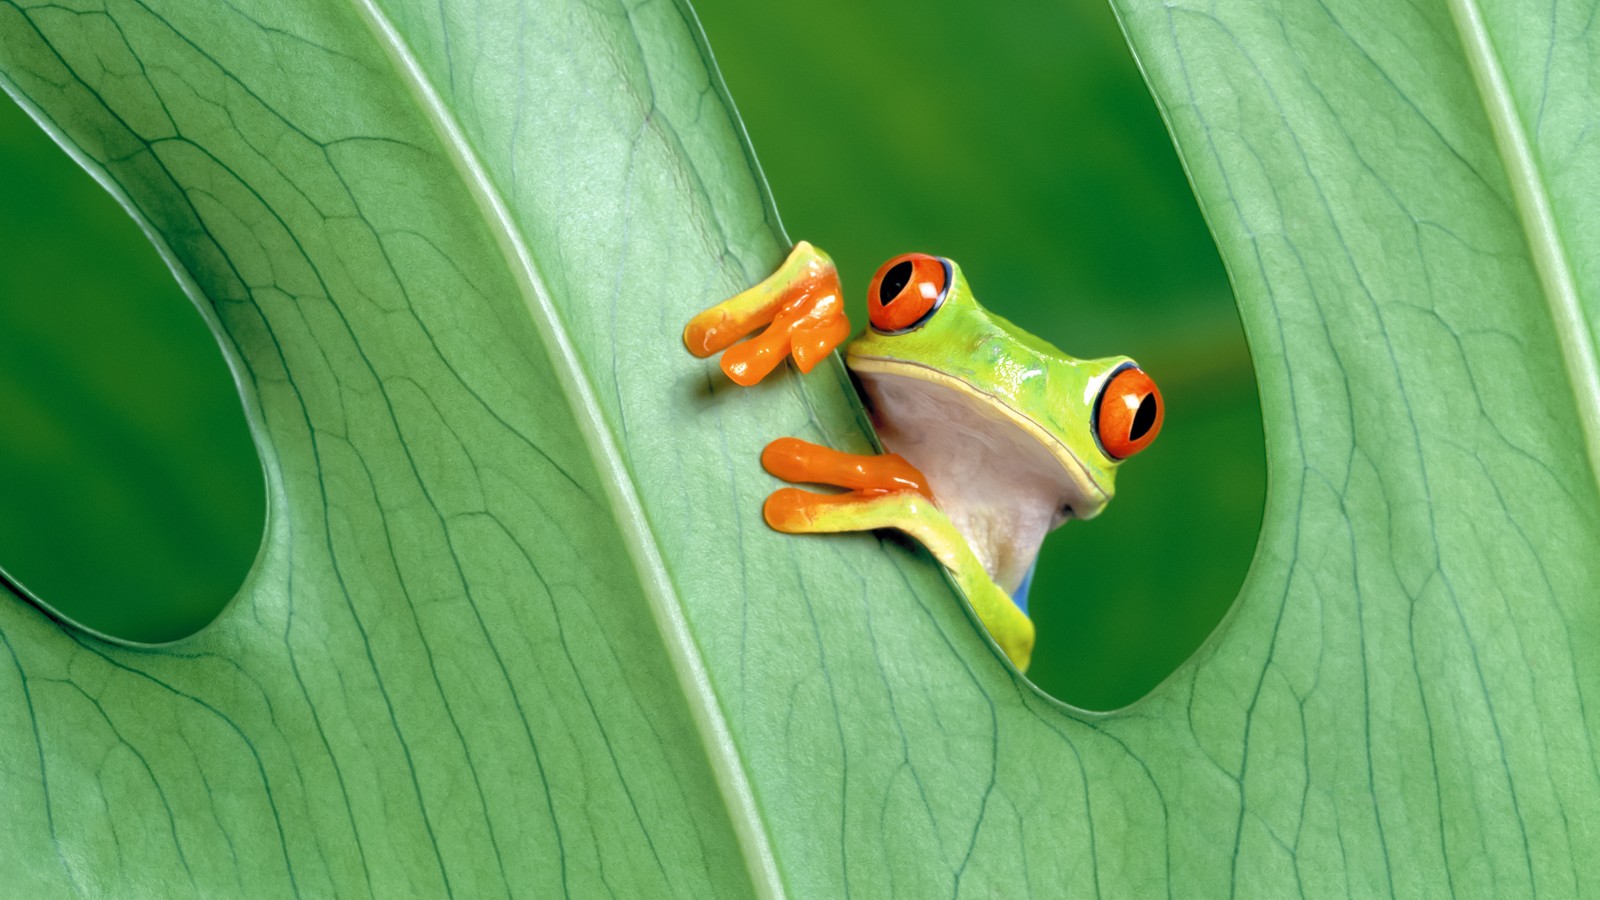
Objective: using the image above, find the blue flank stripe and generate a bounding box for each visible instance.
[1010,559,1037,614]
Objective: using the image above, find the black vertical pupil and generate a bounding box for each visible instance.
[879,261,913,304]
[1129,393,1158,441]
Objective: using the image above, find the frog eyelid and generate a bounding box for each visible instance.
[1090,361,1139,461]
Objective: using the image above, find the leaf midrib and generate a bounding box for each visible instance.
[345,2,784,896]
[1448,0,1600,490]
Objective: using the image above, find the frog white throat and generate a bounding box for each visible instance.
[852,362,1110,599]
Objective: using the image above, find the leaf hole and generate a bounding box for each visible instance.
[0,95,266,644]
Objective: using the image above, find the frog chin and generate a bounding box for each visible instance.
[848,358,1109,596]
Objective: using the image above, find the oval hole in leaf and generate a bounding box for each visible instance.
[0,94,266,645]
[694,0,1266,710]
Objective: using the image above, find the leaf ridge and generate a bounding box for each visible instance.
[343,2,784,896]
[1449,0,1600,491]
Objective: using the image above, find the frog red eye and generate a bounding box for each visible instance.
[868,253,949,333]
[1095,365,1163,459]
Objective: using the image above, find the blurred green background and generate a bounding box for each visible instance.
[0,0,1263,705]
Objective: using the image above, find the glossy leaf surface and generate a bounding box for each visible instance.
[1,0,1598,897]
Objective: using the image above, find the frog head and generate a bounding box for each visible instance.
[844,253,1163,595]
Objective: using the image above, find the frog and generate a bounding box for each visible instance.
[683,241,1163,672]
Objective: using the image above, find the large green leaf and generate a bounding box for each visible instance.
[2,0,1598,897]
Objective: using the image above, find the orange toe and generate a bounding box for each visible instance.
[720,325,792,386]
[761,438,932,499]
[789,305,851,374]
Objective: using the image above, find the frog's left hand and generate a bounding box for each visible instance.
[761,437,1036,670]
[683,241,850,386]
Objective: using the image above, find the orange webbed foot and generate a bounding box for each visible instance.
[684,242,851,386]
[758,437,1036,671]
[759,437,937,534]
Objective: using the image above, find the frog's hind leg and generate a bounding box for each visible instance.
[760,437,1036,671]
[684,241,851,386]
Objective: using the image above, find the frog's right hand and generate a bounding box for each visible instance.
[684,241,851,386]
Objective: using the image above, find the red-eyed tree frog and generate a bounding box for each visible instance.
[684,242,1163,672]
